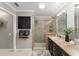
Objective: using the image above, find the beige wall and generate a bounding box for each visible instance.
[16,12,34,50]
[0,2,15,49]
[0,9,13,49]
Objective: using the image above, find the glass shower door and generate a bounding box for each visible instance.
[34,17,50,49]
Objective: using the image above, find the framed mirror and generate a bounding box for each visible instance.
[57,10,67,36]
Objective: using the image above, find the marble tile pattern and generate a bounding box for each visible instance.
[34,16,51,43]
[33,50,51,56]
[0,50,51,56]
[49,19,56,32]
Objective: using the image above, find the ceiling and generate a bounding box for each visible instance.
[8,2,69,16]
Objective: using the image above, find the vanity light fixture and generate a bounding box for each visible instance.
[38,3,45,9]
[59,12,62,15]
[57,10,66,16]
[57,14,60,16]
[57,13,61,16]
[62,10,66,13]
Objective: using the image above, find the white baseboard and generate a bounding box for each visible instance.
[0,49,13,52]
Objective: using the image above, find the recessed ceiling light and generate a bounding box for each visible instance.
[38,3,45,9]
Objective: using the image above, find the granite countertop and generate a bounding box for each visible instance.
[48,36,79,56]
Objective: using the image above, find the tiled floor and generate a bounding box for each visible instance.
[33,50,51,56]
[34,43,46,50]
[0,51,32,56]
[33,47,46,50]
[0,50,51,56]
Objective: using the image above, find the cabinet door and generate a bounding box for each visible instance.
[62,50,70,56]
[48,38,69,56]
[48,38,54,56]
[48,38,51,50]
[52,42,62,56]
[48,38,53,50]
[56,45,63,56]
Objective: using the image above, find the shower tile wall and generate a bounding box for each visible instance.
[35,20,44,43]
[34,16,52,43]
[49,19,56,32]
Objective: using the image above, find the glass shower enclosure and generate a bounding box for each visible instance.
[33,16,53,50]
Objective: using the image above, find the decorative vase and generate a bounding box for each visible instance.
[65,35,70,42]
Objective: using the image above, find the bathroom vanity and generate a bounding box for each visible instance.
[48,36,79,56]
[44,32,57,50]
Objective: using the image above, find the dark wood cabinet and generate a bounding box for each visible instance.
[48,37,69,56]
